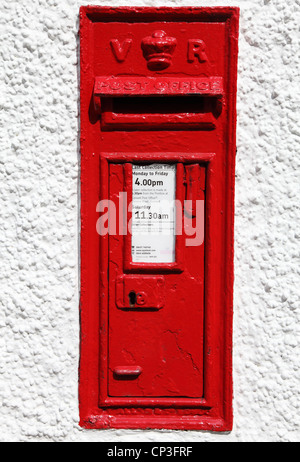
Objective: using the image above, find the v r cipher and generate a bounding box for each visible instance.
[107,446,193,458]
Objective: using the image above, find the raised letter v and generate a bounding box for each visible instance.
[110,39,132,62]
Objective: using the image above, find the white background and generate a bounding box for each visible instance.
[0,0,299,441]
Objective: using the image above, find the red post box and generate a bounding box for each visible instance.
[79,6,239,431]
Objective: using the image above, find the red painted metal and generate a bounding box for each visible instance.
[79,6,239,431]
[116,275,165,310]
[94,76,224,96]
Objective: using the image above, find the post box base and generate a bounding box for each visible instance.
[80,414,232,432]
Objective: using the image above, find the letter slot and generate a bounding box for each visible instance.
[94,79,223,130]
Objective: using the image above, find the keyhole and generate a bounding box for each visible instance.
[128,291,137,307]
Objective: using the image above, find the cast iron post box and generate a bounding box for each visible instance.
[79,6,239,431]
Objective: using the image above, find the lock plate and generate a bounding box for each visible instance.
[116,275,165,309]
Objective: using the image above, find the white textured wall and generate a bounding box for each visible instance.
[0,0,299,442]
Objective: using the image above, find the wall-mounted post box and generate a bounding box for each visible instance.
[79,6,239,431]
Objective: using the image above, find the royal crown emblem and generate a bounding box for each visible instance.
[141,30,177,71]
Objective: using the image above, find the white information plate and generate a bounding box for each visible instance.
[131,164,176,263]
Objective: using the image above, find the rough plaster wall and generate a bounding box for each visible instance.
[0,0,299,442]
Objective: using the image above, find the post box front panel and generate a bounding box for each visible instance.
[79,6,239,431]
[108,162,204,398]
